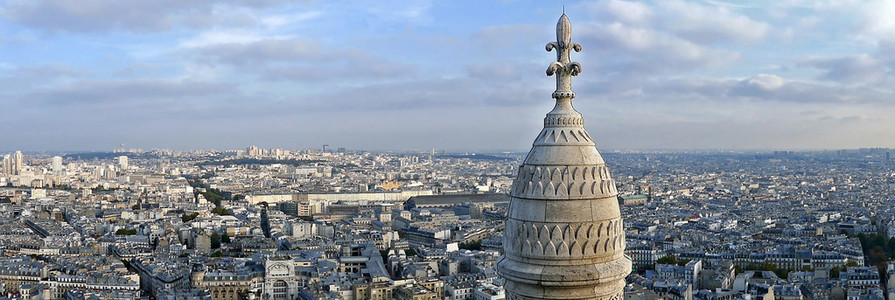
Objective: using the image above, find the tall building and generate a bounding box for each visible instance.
[497,13,631,299]
[118,156,129,170]
[51,156,63,173]
[1,154,10,175]
[12,151,23,175]
[247,145,261,158]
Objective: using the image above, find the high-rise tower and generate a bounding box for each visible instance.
[1,154,10,175]
[118,156,129,170]
[497,13,630,300]
[51,156,63,173]
[12,151,23,175]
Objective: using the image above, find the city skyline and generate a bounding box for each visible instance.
[3,0,895,151]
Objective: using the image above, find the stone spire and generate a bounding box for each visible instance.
[497,13,631,300]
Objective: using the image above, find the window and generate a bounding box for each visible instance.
[273,280,288,299]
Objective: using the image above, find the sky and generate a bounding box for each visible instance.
[1,0,894,152]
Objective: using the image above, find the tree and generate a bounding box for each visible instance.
[221,233,231,244]
[181,212,199,223]
[830,266,842,278]
[871,235,887,250]
[260,208,271,238]
[380,250,390,264]
[211,206,230,216]
[857,233,892,273]
[459,240,482,251]
[115,228,137,235]
[210,251,224,257]
[657,255,677,265]
[774,269,789,279]
[210,232,222,249]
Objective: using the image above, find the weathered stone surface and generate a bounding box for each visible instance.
[497,12,630,300]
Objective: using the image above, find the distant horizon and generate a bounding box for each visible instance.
[3,146,895,156]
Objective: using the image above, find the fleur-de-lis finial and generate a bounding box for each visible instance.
[546,12,582,100]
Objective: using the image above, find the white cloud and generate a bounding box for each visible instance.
[604,0,652,25]
[260,11,322,28]
[744,74,784,90]
[578,22,740,74]
[179,30,274,49]
[658,0,770,44]
[0,0,299,33]
[856,1,895,44]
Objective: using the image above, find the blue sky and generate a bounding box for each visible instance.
[1,0,894,152]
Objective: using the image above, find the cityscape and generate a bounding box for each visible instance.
[3,1,895,300]
[3,147,895,299]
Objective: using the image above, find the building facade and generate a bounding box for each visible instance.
[263,257,300,300]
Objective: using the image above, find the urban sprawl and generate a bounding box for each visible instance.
[0,147,893,300]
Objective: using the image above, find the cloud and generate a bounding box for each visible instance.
[0,0,301,33]
[0,63,86,90]
[576,22,740,75]
[743,74,784,90]
[604,0,652,25]
[259,60,411,82]
[580,0,652,26]
[311,75,547,112]
[259,11,322,28]
[572,1,752,77]
[24,79,238,106]
[185,38,418,82]
[6,1,895,151]
[179,30,277,49]
[575,72,894,106]
[581,0,768,44]
[658,0,770,44]
[466,65,515,80]
[853,1,895,44]
[190,38,321,65]
[799,54,887,84]
[472,24,546,52]
[363,0,433,23]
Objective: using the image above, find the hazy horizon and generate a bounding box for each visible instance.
[3,146,892,156]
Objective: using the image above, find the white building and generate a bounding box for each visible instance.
[51,156,63,173]
[263,257,300,299]
[474,284,506,300]
[118,156,129,170]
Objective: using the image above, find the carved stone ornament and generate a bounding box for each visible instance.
[496,12,631,300]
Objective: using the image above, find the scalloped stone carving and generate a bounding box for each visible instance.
[505,219,625,259]
[512,165,616,199]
